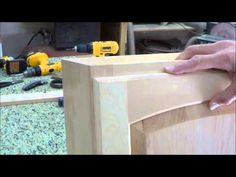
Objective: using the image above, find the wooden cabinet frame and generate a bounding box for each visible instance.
[62,53,235,154]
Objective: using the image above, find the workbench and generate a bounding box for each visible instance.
[0,57,69,154]
[0,22,128,154]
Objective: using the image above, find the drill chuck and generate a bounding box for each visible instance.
[23,66,41,77]
[23,62,61,77]
[75,44,93,53]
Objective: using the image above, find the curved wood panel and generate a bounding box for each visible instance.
[131,102,235,154]
[142,102,235,133]
[131,102,236,154]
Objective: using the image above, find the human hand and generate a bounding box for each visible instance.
[165,40,236,110]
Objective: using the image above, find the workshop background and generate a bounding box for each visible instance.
[0,22,235,154]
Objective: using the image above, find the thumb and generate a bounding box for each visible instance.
[209,79,236,110]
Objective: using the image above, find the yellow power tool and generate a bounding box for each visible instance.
[24,41,119,77]
[69,41,119,57]
[23,52,62,77]
[0,56,27,75]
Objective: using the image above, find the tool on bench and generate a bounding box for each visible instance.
[0,76,24,88]
[50,72,63,89]
[23,52,62,77]
[67,41,119,57]
[50,78,62,89]
[0,56,27,75]
[0,52,60,77]
[58,97,64,107]
[49,72,63,106]
[22,80,48,91]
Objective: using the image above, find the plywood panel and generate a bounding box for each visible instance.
[141,102,235,154]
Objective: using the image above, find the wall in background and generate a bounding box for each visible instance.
[0,22,54,57]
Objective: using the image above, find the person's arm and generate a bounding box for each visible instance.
[164,40,236,110]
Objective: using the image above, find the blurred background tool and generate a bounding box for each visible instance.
[128,22,236,55]
[0,56,27,75]
[50,72,62,89]
[67,41,119,57]
[22,80,48,91]
[23,52,62,77]
[0,77,23,88]
[58,97,64,107]
[185,22,236,48]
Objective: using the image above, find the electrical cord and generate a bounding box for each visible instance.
[15,31,41,59]
[15,28,52,59]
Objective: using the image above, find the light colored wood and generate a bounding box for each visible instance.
[62,53,235,154]
[63,64,96,154]
[62,53,179,154]
[93,73,235,154]
[94,70,231,124]
[93,79,130,154]
[130,121,146,154]
[118,22,128,55]
[0,91,63,106]
[63,53,180,66]
[142,102,235,154]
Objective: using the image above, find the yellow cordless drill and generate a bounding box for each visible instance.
[23,52,62,77]
[23,41,119,77]
[69,41,119,57]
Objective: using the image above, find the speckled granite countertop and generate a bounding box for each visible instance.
[0,57,76,155]
[0,102,66,154]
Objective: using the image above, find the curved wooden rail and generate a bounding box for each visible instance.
[94,70,231,124]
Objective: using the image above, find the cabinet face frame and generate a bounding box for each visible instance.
[62,53,235,154]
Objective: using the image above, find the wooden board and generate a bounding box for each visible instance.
[62,53,235,154]
[94,71,231,124]
[136,102,235,154]
[62,53,179,154]
[0,90,63,106]
[93,73,234,154]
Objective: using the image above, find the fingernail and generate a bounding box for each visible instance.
[210,103,220,110]
[165,66,175,72]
